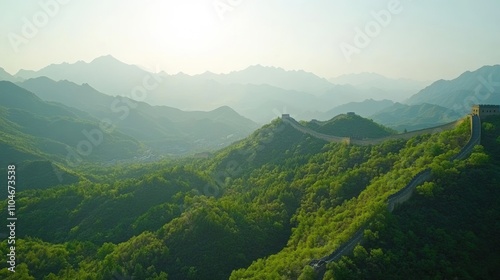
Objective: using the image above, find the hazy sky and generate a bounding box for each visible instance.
[1,0,499,81]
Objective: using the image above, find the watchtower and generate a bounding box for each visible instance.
[471,104,500,118]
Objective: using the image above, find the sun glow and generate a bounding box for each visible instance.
[151,1,218,52]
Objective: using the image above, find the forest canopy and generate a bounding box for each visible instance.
[1,116,498,279]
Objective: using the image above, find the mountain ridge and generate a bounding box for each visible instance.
[371,102,462,132]
[406,64,500,113]
[0,81,147,170]
[10,56,427,123]
[17,77,259,155]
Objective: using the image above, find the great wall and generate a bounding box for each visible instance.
[281,114,465,146]
[281,112,485,273]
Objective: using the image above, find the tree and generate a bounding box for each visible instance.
[297,265,316,280]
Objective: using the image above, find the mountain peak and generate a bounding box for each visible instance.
[212,105,234,112]
[210,105,242,117]
[406,64,500,112]
[91,55,124,64]
[198,64,333,94]
[0,67,20,82]
[244,64,306,74]
[305,112,395,138]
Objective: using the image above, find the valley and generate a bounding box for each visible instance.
[1,92,498,278]
[1,2,500,277]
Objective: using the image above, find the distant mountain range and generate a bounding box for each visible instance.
[0,81,146,170]
[328,65,500,131]
[11,55,429,123]
[406,65,500,114]
[0,67,21,83]
[370,103,462,132]
[5,56,500,130]
[16,77,258,156]
[317,99,395,120]
[16,55,149,97]
[0,76,260,188]
[330,72,430,101]
[194,65,334,94]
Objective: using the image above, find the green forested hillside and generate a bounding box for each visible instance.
[0,114,498,280]
[304,113,396,139]
[326,116,500,280]
[0,81,147,191]
[0,81,146,164]
[18,77,259,154]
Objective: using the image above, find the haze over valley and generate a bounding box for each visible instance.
[1,1,499,279]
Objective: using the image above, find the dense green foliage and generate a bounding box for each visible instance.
[0,82,146,162]
[0,114,498,280]
[0,81,148,188]
[0,80,258,193]
[327,116,500,279]
[304,113,396,139]
[229,118,470,279]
